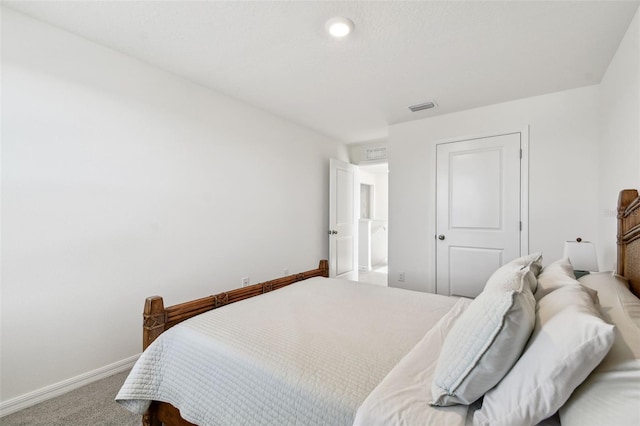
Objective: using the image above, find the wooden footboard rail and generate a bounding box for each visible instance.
[143,259,329,350]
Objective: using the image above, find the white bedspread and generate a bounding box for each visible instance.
[116,277,460,425]
[353,297,471,426]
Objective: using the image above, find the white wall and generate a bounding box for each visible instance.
[388,86,601,293]
[597,9,640,271]
[0,8,346,404]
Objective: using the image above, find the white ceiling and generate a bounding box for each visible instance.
[4,1,639,143]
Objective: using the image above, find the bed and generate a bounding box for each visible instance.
[117,189,640,426]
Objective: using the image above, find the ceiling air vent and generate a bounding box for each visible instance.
[409,101,437,112]
[365,146,387,161]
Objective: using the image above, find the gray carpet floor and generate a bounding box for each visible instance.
[0,370,140,426]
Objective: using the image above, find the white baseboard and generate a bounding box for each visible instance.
[0,354,140,417]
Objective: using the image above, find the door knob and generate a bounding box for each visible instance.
[328,230,338,235]
[438,234,445,240]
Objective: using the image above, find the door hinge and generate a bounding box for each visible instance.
[520,221,522,231]
[520,149,523,159]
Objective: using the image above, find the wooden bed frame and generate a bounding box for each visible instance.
[141,259,329,426]
[618,189,640,298]
[137,189,640,426]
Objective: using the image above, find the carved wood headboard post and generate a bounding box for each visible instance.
[143,296,166,351]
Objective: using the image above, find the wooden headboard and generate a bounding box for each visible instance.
[618,189,640,297]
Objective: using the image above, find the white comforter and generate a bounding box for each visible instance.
[354,297,471,426]
[116,277,464,425]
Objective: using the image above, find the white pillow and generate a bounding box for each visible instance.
[536,258,599,304]
[485,253,543,293]
[560,272,640,426]
[473,284,615,426]
[430,257,537,406]
[535,258,576,301]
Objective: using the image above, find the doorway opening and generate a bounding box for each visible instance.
[357,163,388,286]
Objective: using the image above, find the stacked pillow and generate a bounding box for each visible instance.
[430,254,616,424]
[560,272,640,426]
[535,258,599,304]
[534,257,576,300]
[430,253,542,406]
[473,258,615,426]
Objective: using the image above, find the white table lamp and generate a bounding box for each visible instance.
[563,238,599,273]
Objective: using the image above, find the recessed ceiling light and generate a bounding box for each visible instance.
[325,17,354,38]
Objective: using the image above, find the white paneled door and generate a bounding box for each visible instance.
[329,158,359,280]
[436,133,523,297]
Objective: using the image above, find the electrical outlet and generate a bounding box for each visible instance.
[242,277,250,287]
[398,272,405,282]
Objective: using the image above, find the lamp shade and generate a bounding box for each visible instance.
[563,240,599,272]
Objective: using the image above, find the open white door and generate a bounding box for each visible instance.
[436,133,523,297]
[329,158,359,280]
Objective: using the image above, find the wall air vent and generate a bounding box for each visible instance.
[408,101,437,112]
[365,146,387,161]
